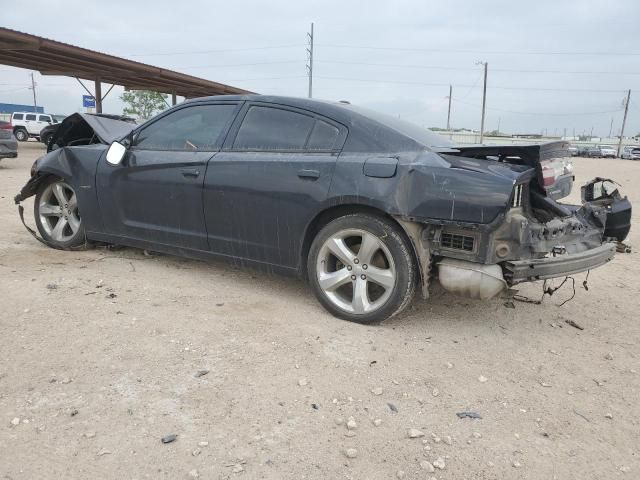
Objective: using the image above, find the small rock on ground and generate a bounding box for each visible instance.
[478,375,488,383]
[396,470,406,479]
[433,457,446,470]
[346,417,357,430]
[298,378,308,386]
[371,387,383,396]
[407,428,425,438]
[420,460,435,472]
[344,448,358,459]
[188,469,199,478]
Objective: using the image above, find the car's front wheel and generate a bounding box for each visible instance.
[34,177,85,249]
[14,128,28,142]
[308,214,416,323]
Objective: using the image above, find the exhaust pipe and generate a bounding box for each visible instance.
[437,258,507,299]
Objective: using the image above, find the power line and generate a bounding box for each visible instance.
[316,43,640,56]
[451,98,624,117]
[314,76,626,93]
[127,44,303,57]
[316,60,640,76]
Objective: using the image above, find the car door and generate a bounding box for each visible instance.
[204,102,346,269]
[96,102,240,251]
[37,115,52,135]
[24,113,38,135]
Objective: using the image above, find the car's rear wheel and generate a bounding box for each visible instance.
[308,214,416,323]
[34,177,85,249]
[14,128,28,142]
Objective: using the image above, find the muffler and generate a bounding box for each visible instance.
[437,258,507,299]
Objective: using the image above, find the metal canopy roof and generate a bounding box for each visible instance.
[0,27,252,99]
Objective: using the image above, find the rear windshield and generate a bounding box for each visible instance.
[340,104,454,149]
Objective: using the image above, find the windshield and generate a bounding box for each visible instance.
[340,104,454,149]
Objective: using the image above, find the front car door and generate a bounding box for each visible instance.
[96,102,240,251]
[37,115,52,135]
[204,102,346,269]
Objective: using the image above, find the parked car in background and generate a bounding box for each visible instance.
[0,120,18,161]
[598,145,617,158]
[10,112,59,142]
[621,146,640,160]
[14,95,632,323]
[567,145,579,156]
[583,146,602,157]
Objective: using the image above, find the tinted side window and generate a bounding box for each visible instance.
[135,104,237,151]
[39,115,51,122]
[233,106,314,151]
[25,114,37,121]
[307,120,340,150]
[13,113,24,120]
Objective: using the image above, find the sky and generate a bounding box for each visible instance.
[2,0,640,137]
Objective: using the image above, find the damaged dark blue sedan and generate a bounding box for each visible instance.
[15,95,632,323]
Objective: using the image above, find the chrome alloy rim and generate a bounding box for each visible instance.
[316,229,396,314]
[38,181,81,242]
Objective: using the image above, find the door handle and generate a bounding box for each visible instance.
[181,168,200,178]
[297,169,320,180]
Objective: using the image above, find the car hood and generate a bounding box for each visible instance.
[50,113,135,150]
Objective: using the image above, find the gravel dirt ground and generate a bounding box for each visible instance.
[1,141,638,480]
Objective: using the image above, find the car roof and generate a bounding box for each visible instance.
[184,94,452,152]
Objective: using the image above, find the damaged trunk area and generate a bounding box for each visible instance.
[422,142,631,298]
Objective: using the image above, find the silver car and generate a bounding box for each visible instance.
[598,144,617,158]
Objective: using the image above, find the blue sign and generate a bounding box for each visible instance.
[82,95,96,108]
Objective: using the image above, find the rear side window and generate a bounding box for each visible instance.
[13,113,24,120]
[307,120,340,150]
[25,114,36,121]
[233,106,315,151]
[135,104,237,151]
[39,115,51,122]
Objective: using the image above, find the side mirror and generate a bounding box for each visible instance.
[106,141,127,166]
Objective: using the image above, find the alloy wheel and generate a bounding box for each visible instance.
[316,228,396,314]
[38,181,81,242]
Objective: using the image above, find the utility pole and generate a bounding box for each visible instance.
[608,117,614,138]
[477,61,488,143]
[497,117,501,134]
[29,72,37,112]
[306,22,314,98]
[617,89,631,157]
[446,84,452,130]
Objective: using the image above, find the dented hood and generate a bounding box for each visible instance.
[51,113,136,150]
[77,113,135,143]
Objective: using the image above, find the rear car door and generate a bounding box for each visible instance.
[24,113,38,135]
[204,103,345,269]
[96,102,240,250]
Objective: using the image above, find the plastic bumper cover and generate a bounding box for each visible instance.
[504,242,616,284]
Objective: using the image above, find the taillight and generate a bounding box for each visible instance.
[539,158,573,187]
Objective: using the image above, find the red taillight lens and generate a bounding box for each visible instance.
[539,158,573,187]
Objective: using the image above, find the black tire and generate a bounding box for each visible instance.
[307,214,416,324]
[14,128,28,142]
[34,177,86,249]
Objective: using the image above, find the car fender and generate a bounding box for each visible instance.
[15,145,107,234]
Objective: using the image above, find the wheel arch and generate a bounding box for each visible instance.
[299,203,423,283]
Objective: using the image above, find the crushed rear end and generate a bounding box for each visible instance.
[428,141,631,299]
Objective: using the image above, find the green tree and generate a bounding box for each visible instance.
[120,90,168,120]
